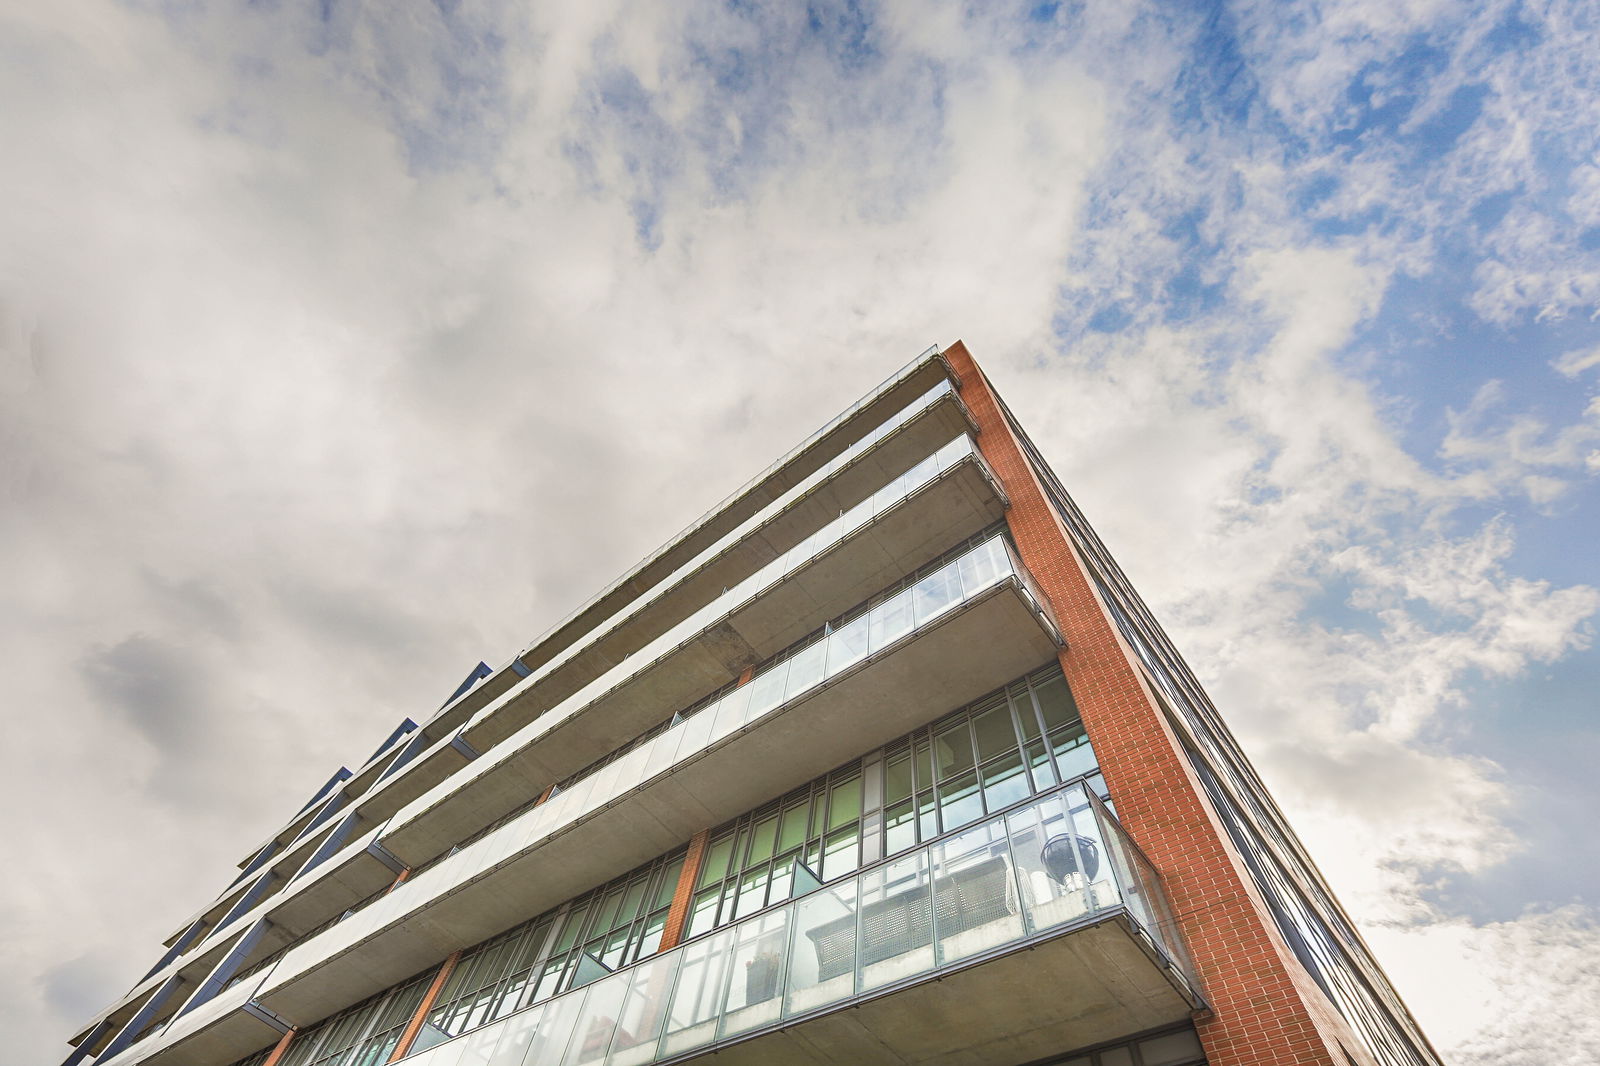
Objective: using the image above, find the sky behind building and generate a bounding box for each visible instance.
[2,1,1597,1064]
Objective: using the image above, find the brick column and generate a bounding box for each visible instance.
[387,951,461,1062]
[944,341,1350,1066]
[658,829,711,952]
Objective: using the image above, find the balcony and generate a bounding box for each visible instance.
[249,534,1064,1027]
[449,353,959,736]
[393,784,1200,1066]
[380,438,1006,867]
[460,382,979,758]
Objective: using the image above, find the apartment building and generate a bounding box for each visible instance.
[64,342,1442,1066]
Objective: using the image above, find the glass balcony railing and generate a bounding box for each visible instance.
[260,529,1061,1001]
[392,435,1004,840]
[454,356,954,723]
[448,377,965,730]
[393,527,1047,881]
[394,782,1196,1066]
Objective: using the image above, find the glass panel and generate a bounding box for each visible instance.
[872,473,906,514]
[956,537,1009,594]
[884,800,916,857]
[821,824,859,881]
[719,910,790,1038]
[525,987,589,1066]
[603,951,680,1066]
[1139,1029,1205,1066]
[1026,739,1058,791]
[824,614,871,677]
[937,770,983,831]
[866,589,914,651]
[857,851,933,991]
[1008,790,1101,934]
[746,813,779,866]
[827,776,861,831]
[661,929,735,1058]
[911,565,964,627]
[884,750,913,805]
[698,837,734,889]
[743,661,790,722]
[902,453,940,493]
[1052,726,1096,781]
[1033,674,1079,732]
[777,802,810,854]
[838,497,874,538]
[783,640,827,702]
[914,740,933,791]
[932,722,975,778]
[980,750,1030,812]
[932,819,1024,963]
[786,878,858,1017]
[561,970,630,1066]
[707,686,751,745]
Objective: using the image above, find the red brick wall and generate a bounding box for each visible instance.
[944,341,1358,1066]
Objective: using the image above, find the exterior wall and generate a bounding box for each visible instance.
[942,341,1358,1066]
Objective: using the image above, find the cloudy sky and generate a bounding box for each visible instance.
[3,1,1597,1063]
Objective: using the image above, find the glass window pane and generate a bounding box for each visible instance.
[972,703,1017,762]
[885,750,913,805]
[933,722,975,779]
[822,824,859,881]
[884,800,916,856]
[914,740,933,791]
[916,790,939,840]
[938,770,984,831]
[698,836,735,889]
[1139,1029,1205,1065]
[1033,674,1080,732]
[746,813,779,866]
[1026,739,1058,791]
[1014,690,1042,741]
[981,750,1031,812]
[686,888,721,940]
[827,776,862,831]
[1052,726,1096,781]
[956,537,1007,593]
[778,801,810,854]
[733,866,769,921]
[654,857,686,910]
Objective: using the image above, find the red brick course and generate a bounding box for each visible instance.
[944,341,1357,1066]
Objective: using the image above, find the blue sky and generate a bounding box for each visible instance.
[1,1,1597,1064]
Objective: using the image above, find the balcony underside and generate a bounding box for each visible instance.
[669,917,1194,1066]
[382,455,1006,867]
[256,578,1061,1027]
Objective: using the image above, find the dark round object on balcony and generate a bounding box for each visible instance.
[1041,834,1101,885]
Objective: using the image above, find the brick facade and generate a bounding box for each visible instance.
[944,341,1362,1066]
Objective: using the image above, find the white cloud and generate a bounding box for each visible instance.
[3,3,1597,1065]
